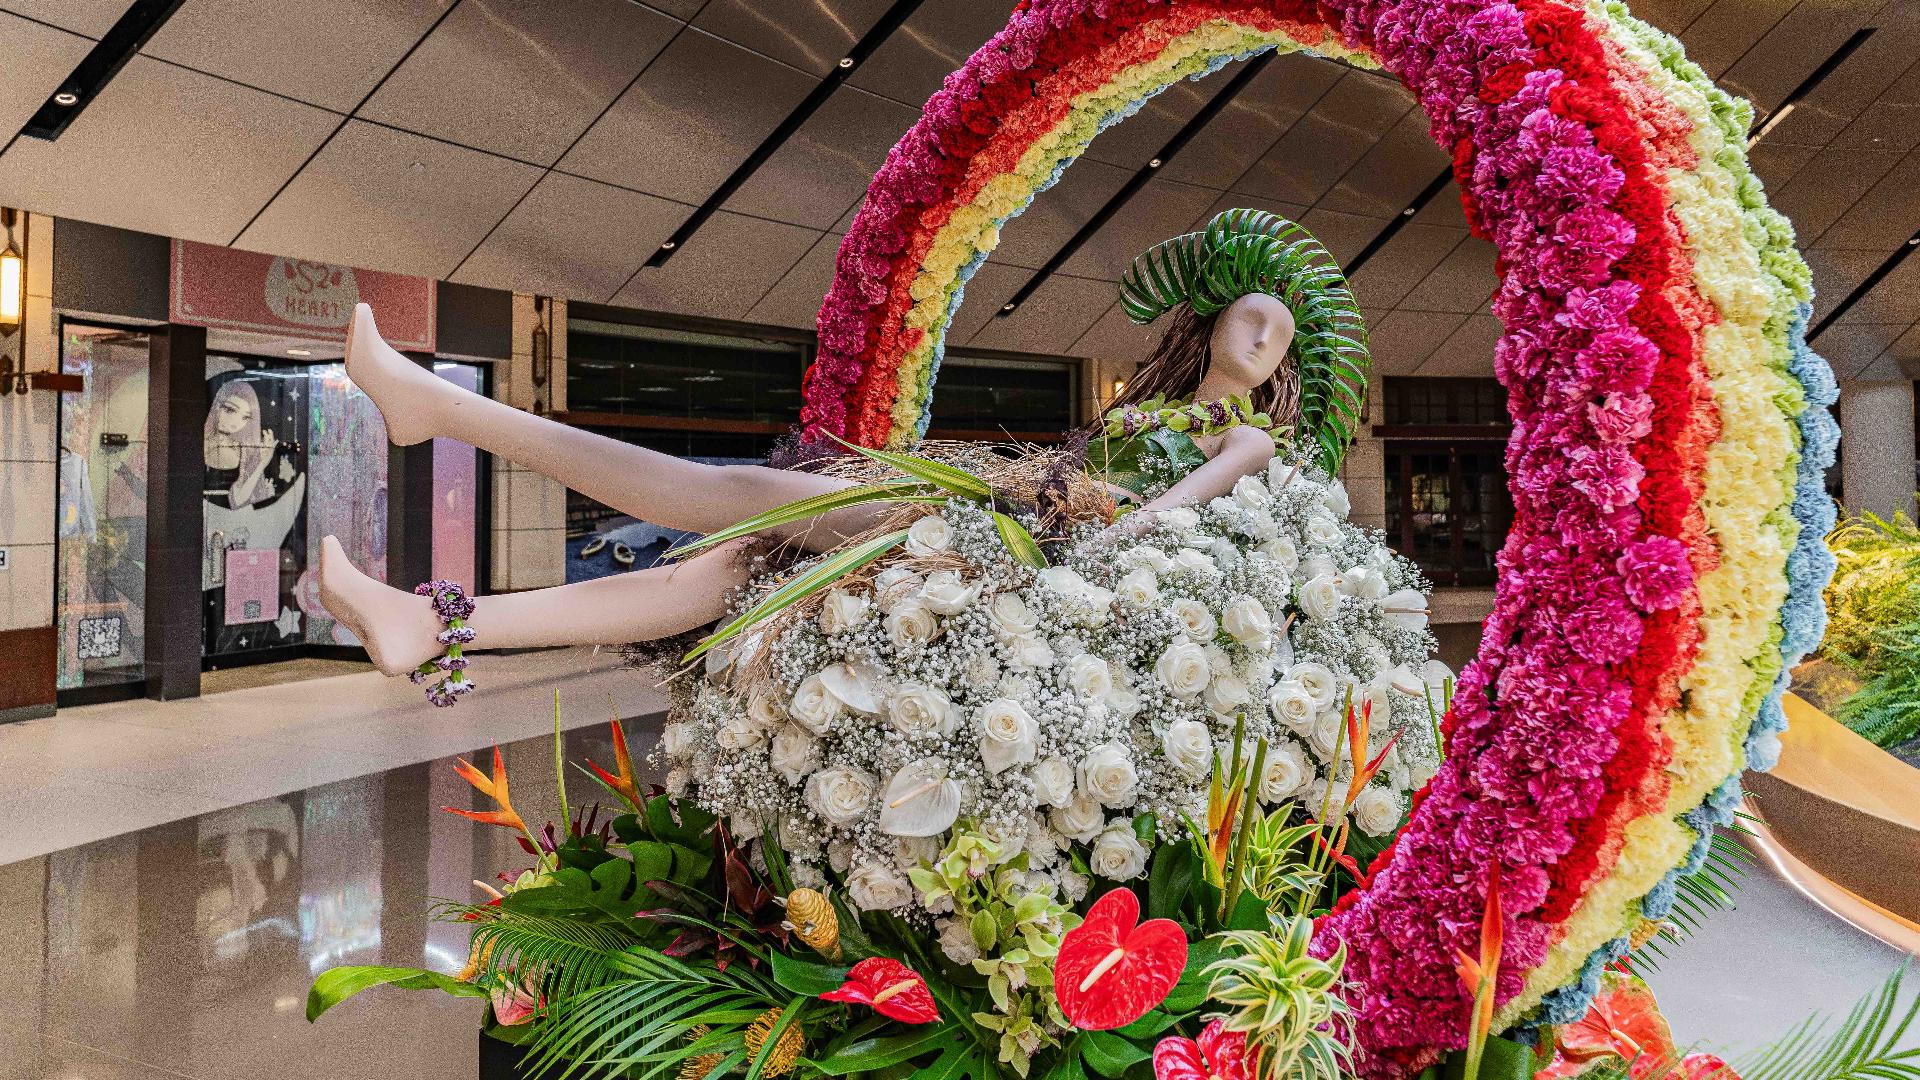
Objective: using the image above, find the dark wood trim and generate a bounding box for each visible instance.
[557,410,790,435]
[386,352,437,589]
[924,427,1068,443]
[1370,424,1512,440]
[145,322,205,701]
[0,626,57,715]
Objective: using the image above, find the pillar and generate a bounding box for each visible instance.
[144,323,207,701]
[489,295,567,592]
[0,212,58,721]
[385,353,437,590]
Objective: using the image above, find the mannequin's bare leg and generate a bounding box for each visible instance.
[318,536,750,676]
[344,305,876,551]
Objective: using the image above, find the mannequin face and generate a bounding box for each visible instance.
[1198,292,1295,397]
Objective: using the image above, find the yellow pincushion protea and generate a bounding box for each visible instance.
[743,1007,806,1078]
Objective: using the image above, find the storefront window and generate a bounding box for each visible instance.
[55,325,152,691]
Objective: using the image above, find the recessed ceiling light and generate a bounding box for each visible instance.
[409,161,426,173]
[52,91,79,106]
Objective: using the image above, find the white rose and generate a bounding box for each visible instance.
[1322,480,1352,519]
[1384,588,1430,631]
[1121,545,1173,573]
[1259,739,1311,803]
[1232,473,1273,509]
[1078,742,1139,807]
[1340,565,1390,601]
[873,567,925,613]
[1170,598,1218,640]
[1298,574,1342,622]
[1105,684,1142,720]
[939,916,982,964]
[1005,633,1056,671]
[1161,507,1200,531]
[1300,553,1338,582]
[665,766,690,796]
[789,674,845,734]
[1308,710,1344,761]
[1116,569,1160,607]
[1155,641,1212,697]
[1049,795,1106,843]
[885,601,939,649]
[888,683,959,738]
[1259,536,1300,571]
[892,834,941,869]
[844,862,914,912]
[921,570,979,615]
[1305,515,1342,548]
[1173,548,1219,577]
[1353,785,1405,836]
[1269,681,1317,734]
[1089,824,1149,880]
[977,698,1039,773]
[1161,719,1214,780]
[1353,682,1392,729]
[660,722,696,760]
[746,691,787,732]
[1038,565,1090,594]
[805,766,876,825]
[1064,653,1114,701]
[1221,596,1272,648]
[1056,867,1091,903]
[906,514,952,556]
[1288,662,1338,710]
[716,714,767,751]
[990,592,1040,637]
[1203,674,1251,716]
[818,589,871,634]
[769,725,819,783]
[1030,756,1076,807]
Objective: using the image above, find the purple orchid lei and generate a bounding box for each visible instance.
[411,579,476,708]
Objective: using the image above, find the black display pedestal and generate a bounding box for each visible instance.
[478,1029,530,1080]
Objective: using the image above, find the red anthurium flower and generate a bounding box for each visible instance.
[443,746,527,834]
[1154,1020,1255,1080]
[1054,889,1188,1031]
[1537,973,1680,1080]
[584,718,641,808]
[1679,1053,1739,1080]
[820,957,939,1024]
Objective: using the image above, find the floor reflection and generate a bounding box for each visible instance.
[0,721,653,1080]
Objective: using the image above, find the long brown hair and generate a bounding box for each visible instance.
[1107,303,1301,432]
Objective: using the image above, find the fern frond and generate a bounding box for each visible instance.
[1737,964,1920,1080]
[454,908,644,1006]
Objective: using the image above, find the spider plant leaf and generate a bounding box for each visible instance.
[305,964,488,1022]
[826,434,993,502]
[991,511,1047,568]
[666,479,938,558]
[684,530,910,663]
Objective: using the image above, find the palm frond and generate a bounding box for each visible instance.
[1737,964,1920,1080]
[452,907,645,1006]
[684,529,909,662]
[1632,832,1750,974]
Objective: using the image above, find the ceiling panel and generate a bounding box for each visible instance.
[237,120,543,280]
[1814,321,1908,379]
[141,0,452,114]
[1058,178,1222,281]
[611,209,819,321]
[1848,247,1920,323]
[1347,223,1467,312]
[1747,142,1819,192]
[1367,310,1467,376]
[746,230,843,329]
[1231,71,1416,206]
[723,85,919,229]
[1413,313,1503,376]
[0,13,93,146]
[1316,109,1452,220]
[356,0,679,167]
[966,273,1111,355]
[945,261,1032,344]
[1804,247,1883,317]
[1197,192,1309,228]
[1716,0,1884,115]
[1399,237,1499,313]
[1068,301,1161,363]
[847,1,1018,108]
[0,0,129,38]
[1771,145,1903,244]
[1299,206,1387,266]
[558,29,817,205]
[1816,149,1920,251]
[1411,178,1470,229]
[1080,67,1218,171]
[1853,349,1919,381]
[1678,0,1793,80]
[988,157,1133,270]
[1766,6,1920,148]
[693,0,893,78]
[1881,322,1920,366]
[0,56,336,244]
[451,172,684,302]
[638,0,703,18]
[1629,0,1716,31]
[1160,52,1345,191]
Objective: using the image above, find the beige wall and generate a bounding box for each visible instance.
[0,213,59,635]
[488,295,569,592]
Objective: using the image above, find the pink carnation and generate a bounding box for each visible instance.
[1616,536,1693,611]
[1567,444,1645,511]
[1587,392,1655,443]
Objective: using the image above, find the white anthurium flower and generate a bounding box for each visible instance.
[1266,457,1301,491]
[1233,473,1273,509]
[1384,588,1431,631]
[1322,480,1352,519]
[1064,653,1114,701]
[819,589,871,634]
[1203,674,1251,716]
[887,683,959,738]
[1380,663,1426,698]
[1160,719,1214,780]
[920,570,979,615]
[1259,739,1311,803]
[990,592,1040,637]
[845,862,915,912]
[805,765,877,826]
[1121,545,1173,573]
[885,600,939,649]
[820,661,885,714]
[1030,756,1076,807]
[1353,785,1405,836]
[1221,596,1272,648]
[1161,507,1201,532]
[1171,598,1218,640]
[1078,741,1139,807]
[977,698,1039,774]
[1297,574,1343,622]
[1299,553,1338,582]
[1089,823,1149,880]
[906,514,952,556]
[788,674,845,734]
[873,567,925,614]
[768,725,818,783]
[876,758,962,837]
[1339,565,1391,601]
[1287,661,1338,711]
[1155,641,1212,697]
[1050,795,1105,843]
[1269,680,1318,735]
[1421,659,1455,701]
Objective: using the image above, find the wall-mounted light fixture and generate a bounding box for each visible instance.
[530,295,553,415]
[0,209,27,395]
[1110,377,1127,402]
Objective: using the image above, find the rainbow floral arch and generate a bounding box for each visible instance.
[797,0,1839,1074]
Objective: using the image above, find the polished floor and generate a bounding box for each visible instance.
[0,660,1913,1079]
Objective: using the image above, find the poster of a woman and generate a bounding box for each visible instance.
[203,369,308,654]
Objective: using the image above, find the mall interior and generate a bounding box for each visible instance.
[0,1,1915,1079]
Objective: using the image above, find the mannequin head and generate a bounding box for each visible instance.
[1114,292,1300,430]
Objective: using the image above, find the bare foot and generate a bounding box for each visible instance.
[343,303,458,446]
[318,535,446,676]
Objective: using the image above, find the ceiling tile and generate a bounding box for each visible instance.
[0,0,128,38]
[1232,71,1415,206]
[1814,322,1907,379]
[1716,0,1883,115]
[1315,110,1451,220]
[237,120,542,280]
[356,0,678,167]
[0,56,336,244]
[1817,150,1920,252]
[451,172,684,302]
[1058,178,1222,281]
[1679,0,1793,80]
[1747,142,1819,193]
[1628,0,1715,33]
[611,210,819,321]
[1347,223,1466,312]
[1768,8,1920,148]
[1804,247,1883,319]
[990,157,1133,270]
[0,13,93,144]
[1411,178,1470,229]
[638,0,701,18]
[142,0,452,114]
[1846,247,1920,324]
[1081,66,1217,171]
[1197,192,1309,228]
[967,273,1110,355]
[1854,342,1920,381]
[1068,301,1161,363]
[1368,310,1466,376]
[945,261,1032,343]
[847,1,1018,108]
[1299,206,1387,266]
[1771,146,1903,246]
[693,0,893,78]
[1881,322,1920,367]
[747,231,844,329]
[1413,313,1502,375]
[558,29,817,205]
[1161,52,1345,191]
[1399,236,1498,313]
[723,85,919,229]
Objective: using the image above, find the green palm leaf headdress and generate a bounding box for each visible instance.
[1119,208,1372,472]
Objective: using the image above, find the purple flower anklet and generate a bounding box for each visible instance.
[411,579,476,707]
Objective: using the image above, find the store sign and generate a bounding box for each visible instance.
[169,239,436,350]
